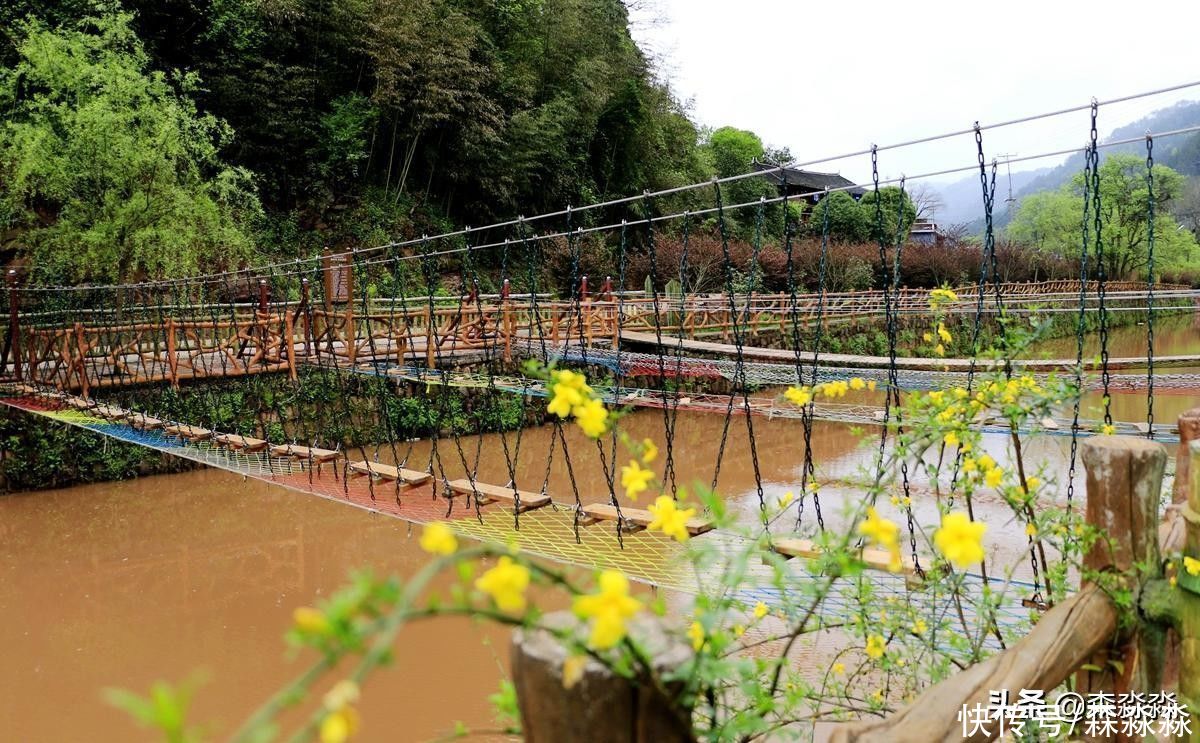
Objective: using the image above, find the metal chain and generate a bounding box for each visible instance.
[1145,134,1156,438]
[1066,143,1094,524]
[1090,101,1112,425]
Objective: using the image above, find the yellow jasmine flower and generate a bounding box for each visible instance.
[733,624,746,638]
[944,431,959,447]
[647,495,696,542]
[1026,476,1041,491]
[293,606,331,636]
[976,454,996,470]
[934,343,946,357]
[621,460,655,500]
[320,708,360,743]
[1099,423,1116,436]
[778,491,794,509]
[858,506,899,551]
[1025,522,1037,537]
[912,618,927,635]
[573,569,643,649]
[832,662,845,675]
[784,385,812,407]
[419,522,458,556]
[547,369,590,418]
[962,458,977,474]
[753,601,769,620]
[934,512,987,568]
[937,322,952,343]
[849,377,866,391]
[865,634,886,660]
[475,556,531,613]
[572,397,609,438]
[1184,556,1200,576]
[923,332,933,343]
[688,621,705,651]
[867,380,877,391]
[640,438,658,464]
[985,467,1003,489]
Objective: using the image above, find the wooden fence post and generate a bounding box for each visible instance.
[1076,435,1167,700]
[511,611,694,743]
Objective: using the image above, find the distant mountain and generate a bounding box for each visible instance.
[932,166,1053,227]
[931,100,1200,234]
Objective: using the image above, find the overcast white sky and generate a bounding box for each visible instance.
[629,0,1200,186]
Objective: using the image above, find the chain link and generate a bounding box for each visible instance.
[1145,134,1156,437]
[1090,101,1112,425]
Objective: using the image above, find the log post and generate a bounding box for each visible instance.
[1177,440,1200,739]
[1075,436,1167,701]
[511,611,694,743]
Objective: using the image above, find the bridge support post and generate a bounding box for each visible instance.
[6,269,20,382]
[511,611,693,743]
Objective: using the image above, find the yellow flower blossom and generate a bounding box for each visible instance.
[944,431,959,448]
[1026,476,1041,492]
[867,380,877,391]
[1184,556,1200,576]
[419,522,458,556]
[937,322,952,343]
[923,332,934,343]
[985,467,1003,489]
[858,507,899,551]
[778,491,794,509]
[320,708,360,743]
[688,621,705,651]
[573,570,643,649]
[934,512,988,567]
[784,385,812,407]
[912,618,927,635]
[962,457,977,474]
[753,601,769,620]
[977,454,996,470]
[647,495,697,542]
[849,377,866,391]
[640,438,658,464]
[865,634,886,660]
[1025,522,1037,537]
[547,369,590,418]
[573,397,609,438]
[820,380,850,398]
[733,624,746,638]
[1099,423,1116,436]
[475,556,531,614]
[293,606,331,636]
[934,343,946,357]
[832,662,845,675]
[620,460,655,501]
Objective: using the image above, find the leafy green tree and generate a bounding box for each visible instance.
[1007,154,1198,278]
[0,11,261,282]
[860,186,917,243]
[815,191,872,243]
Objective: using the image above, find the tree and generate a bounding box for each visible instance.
[1007,154,1199,278]
[908,183,945,222]
[0,11,261,282]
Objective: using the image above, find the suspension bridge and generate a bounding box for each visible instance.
[3,85,1198,641]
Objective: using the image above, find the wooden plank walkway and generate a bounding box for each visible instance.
[621,331,1199,372]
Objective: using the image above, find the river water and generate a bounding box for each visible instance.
[2,314,1198,741]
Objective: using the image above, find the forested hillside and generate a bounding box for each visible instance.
[0,0,712,281]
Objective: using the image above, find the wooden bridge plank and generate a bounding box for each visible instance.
[270,444,342,463]
[164,424,213,441]
[772,536,918,576]
[446,479,551,512]
[128,414,164,430]
[580,502,713,536]
[213,433,270,453]
[346,460,431,485]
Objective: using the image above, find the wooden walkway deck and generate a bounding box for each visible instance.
[620,331,1199,372]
